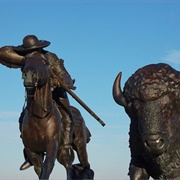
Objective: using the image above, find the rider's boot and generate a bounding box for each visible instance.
[19,149,32,170]
[19,111,32,171]
[58,97,74,168]
[20,159,31,170]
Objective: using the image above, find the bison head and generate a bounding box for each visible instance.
[113,63,180,156]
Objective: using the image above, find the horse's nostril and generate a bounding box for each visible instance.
[22,72,27,79]
[32,70,37,77]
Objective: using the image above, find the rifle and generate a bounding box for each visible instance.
[51,70,105,126]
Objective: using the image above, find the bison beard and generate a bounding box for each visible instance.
[113,63,180,179]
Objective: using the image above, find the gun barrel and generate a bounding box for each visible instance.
[59,79,105,127]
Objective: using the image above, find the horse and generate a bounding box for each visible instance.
[21,53,92,180]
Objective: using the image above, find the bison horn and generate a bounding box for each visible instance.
[112,72,127,107]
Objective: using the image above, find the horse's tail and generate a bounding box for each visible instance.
[86,127,91,143]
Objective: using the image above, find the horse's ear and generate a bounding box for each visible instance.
[33,82,53,118]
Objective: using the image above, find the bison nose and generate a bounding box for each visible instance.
[144,134,166,155]
[145,138,164,149]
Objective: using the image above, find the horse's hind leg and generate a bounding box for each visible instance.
[57,147,75,180]
[73,126,90,168]
[70,106,90,168]
[74,143,90,169]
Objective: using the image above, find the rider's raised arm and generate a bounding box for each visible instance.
[0,46,25,68]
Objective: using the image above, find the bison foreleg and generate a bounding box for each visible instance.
[129,163,149,180]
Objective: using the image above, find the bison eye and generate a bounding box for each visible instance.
[133,100,141,110]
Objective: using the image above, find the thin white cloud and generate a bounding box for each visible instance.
[0,110,20,119]
[163,49,180,64]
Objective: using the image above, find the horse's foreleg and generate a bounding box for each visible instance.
[25,147,43,177]
[40,141,58,180]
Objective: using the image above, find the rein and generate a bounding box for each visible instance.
[23,81,39,111]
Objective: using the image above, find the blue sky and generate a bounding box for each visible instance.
[1,0,180,179]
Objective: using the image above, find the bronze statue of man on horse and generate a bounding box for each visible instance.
[0,35,96,179]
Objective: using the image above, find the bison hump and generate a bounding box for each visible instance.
[124,63,180,101]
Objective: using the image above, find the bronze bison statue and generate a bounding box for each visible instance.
[113,63,180,179]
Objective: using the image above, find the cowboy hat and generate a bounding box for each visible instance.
[13,35,50,52]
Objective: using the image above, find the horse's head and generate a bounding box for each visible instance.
[22,54,50,89]
[22,54,53,118]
